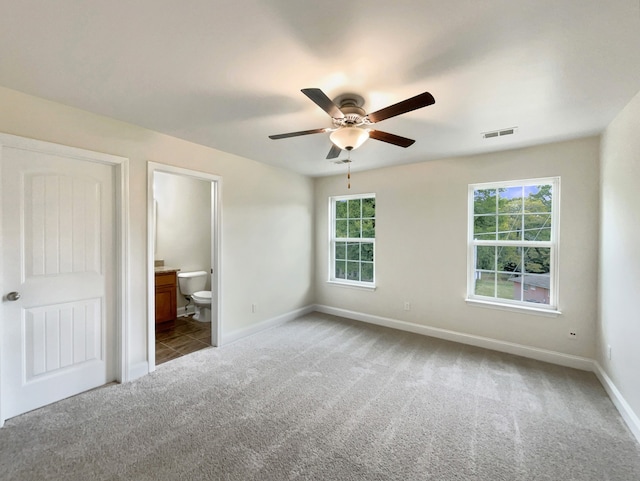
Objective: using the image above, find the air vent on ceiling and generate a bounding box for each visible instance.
[482,127,518,139]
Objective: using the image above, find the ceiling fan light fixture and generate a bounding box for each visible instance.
[330,127,369,151]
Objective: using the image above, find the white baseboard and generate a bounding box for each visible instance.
[593,362,640,444]
[222,305,315,345]
[313,304,594,371]
[127,361,149,382]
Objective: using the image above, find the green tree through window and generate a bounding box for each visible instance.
[469,179,559,309]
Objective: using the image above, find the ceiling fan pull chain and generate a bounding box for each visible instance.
[347,161,351,190]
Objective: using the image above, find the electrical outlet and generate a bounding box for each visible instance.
[403,301,411,311]
[568,331,578,340]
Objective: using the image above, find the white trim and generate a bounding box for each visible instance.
[313,304,592,371]
[471,176,561,190]
[0,133,129,425]
[328,193,376,286]
[593,362,640,444]
[116,159,130,383]
[222,305,315,345]
[473,239,554,247]
[465,298,561,317]
[147,162,222,372]
[0,133,126,165]
[331,192,377,202]
[326,280,377,291]
[211,175,222,347]
[127,361,149,382]
[147,166,157,370]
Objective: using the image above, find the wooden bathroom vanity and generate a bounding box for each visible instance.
[154,267,180,324]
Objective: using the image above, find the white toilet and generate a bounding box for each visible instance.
[177,271,212,322]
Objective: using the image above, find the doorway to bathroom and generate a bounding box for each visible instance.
[147,163,221,370]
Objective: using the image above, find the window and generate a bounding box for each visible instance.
[467,178,559,311]
[329,194,375,287]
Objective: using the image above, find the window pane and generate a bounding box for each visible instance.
[335,260,346,279]
[499,187,523,213]
[335,242,346,260]
[497,246,522,273]
[522,274,550,304]
[474,271,496,297]
[523,214,551,241]
[524,185,552,213]
[362,219,375,238]
[362,197,375,218]
[361,242,374,262]
[347,261,360,281]
[361,262,374,282]
[348,199,361,218]
[347,242,360,261]
[475,246,495,270]
[497,273,522,301]
[335,200,348,219]
[524,247,550,274]
[498,215,522,240]
[469,179,557,308]
[474,189,496,215]
[335,219,347,238]
[474,215,496,239]
[348,219,361,238]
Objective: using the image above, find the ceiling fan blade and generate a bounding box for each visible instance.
[301,88,345,119]
[268,128,326,140]
[369,130,416,148]
[326,144,342,159]
[367,92,435,123]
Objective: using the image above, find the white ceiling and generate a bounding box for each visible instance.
[1,1,639,176]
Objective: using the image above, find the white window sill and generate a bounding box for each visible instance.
[465,298,561,317]
[327,280,377,291]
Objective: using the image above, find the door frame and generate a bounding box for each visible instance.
[146,162,222,370]
[0,133,130,426]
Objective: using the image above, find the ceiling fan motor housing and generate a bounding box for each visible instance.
[333,93,367,126]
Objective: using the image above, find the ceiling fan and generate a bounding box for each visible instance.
[269,88,435,159]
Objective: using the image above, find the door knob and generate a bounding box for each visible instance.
[6,291,20,301]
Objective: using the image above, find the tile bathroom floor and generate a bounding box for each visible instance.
[155,315,212,365]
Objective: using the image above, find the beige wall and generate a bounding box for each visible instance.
[2,82,638,432]
[0,86,315,375]
[599,89,640,421]
[315,137,600,358]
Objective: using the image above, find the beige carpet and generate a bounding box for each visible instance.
[1,313,639,480]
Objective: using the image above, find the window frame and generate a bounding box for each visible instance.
[328,193,376,289]
[466,177,561,314]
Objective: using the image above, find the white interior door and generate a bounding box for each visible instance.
[1,140,116,422]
